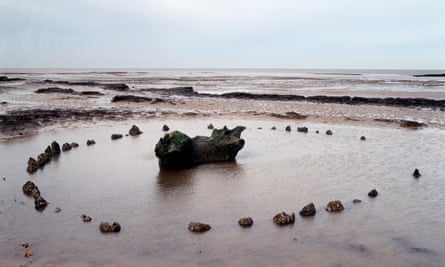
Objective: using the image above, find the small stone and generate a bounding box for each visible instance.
[188,222,211,232]
[99,222,121,233]
[352,199,362,204]
[81,214,92,222]
[271,126,276,130]
[326,130,333,135]
[325,200,344,212]
[368,189,378,198]
[21,242,29,248]
[360,136,366,140]
[297,127,308,133]
[22,181,40,198]
[129,125,143,136]
[299,202,316,217]
[111,134,123,140]
[413,169,421,178]
[62,143,72,151]
[54,207,62,213]
[71,142,79,148]
[315,130,319,134]
[24,250,33,258]
[257,127,262,130]
[273,212,295,225]
[238,217,254,227]
[285,125,291,132]
[86,140,96,146]
[2,177,5,181]
[162,125,170,131]
[207,124,214,130]
[34,196,48,211]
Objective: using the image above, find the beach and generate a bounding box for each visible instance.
[1,69,445,266]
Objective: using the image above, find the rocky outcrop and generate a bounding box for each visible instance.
[325,200,344,212]
[111,95,168,104]
[238,217,254,227]
[43,80,130,91]
[155,126,246,169]
[35,87,76,94]
[99,222,121,233]
[129,125,142,136]
[0,76,25,82]
[299,203,316,217]
[188,222,211,232]
[273,212,295,225]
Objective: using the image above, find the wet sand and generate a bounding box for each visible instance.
[1,118,445,267]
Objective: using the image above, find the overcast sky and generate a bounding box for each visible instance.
[0,0,444,69]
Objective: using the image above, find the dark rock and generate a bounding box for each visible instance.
[34,196,48,211]
[155,126,246,170]
[22,181,40,197]
[54,207,62,213]
[413,168,421,178]
[413,73,445,77]
[238,217,254,227]
[62,143,72,151]
[111,134,123,140]
[297,126,308,133]
[81,214,92,222]
[86,140,96,146]
[352,199,362,204]
[71,142,79,148]
[271,126,276,130]
[400,120,426,129]
[207,123,214,130]
[162,125,170,131]
[111,95,167,103]
[129,125,142,136]
[326,130,333,135]
[80,91,104,96]
[155,131,195,169]
[285,125,291,132]
[27,157,39,173]
[299,202,316,217]
[0,76,25,82]
[35,87,76,94]
[368,189,378,198]
[51,141,61,155]
[315,130,319,134]
[360,136,366,140]
[325,200,344,212]
[1,101,7,105]
[273,212,295,225]
[37,152,51,166]
[99,222,121,233]
[188,222,211,232]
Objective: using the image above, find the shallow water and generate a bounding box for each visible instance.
[1,118,445,266]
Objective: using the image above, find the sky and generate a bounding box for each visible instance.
[0,0,444,69]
